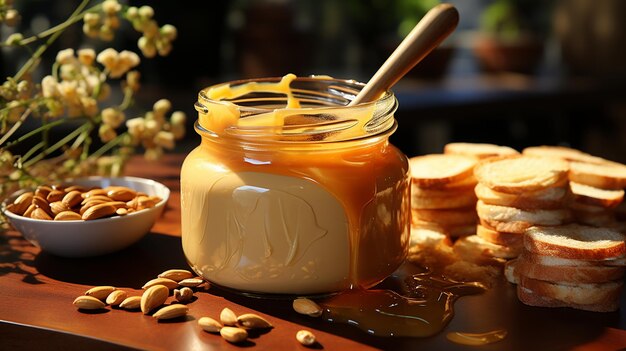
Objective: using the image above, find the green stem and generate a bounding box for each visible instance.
[23,122,92,168]
[3,119,66,149]
[0,107,31,146]
[118,87,134,110]
[13,0,91,81]
[91,132,126,159]
[15,5,101,46]
[21,141,45,162]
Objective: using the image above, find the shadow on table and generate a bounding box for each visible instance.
[208,272,624,351]
[12,230,623,351]
[33,232,187,288]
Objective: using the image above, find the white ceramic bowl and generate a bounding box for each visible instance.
[2,176,170,257]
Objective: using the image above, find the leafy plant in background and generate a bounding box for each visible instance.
[0,0,185,204]
[479,0,552,41]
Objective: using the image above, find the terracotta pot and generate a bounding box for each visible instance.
[473,35,544,74]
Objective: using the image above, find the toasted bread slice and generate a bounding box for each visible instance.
[412,208,477,226]
[524,224,626,260]
[523,252,626,268]
[412,220,476,237]
[480,218,535,234]
[475,183,567,209]
[412,189,477,210]
[522,145,606,164]
[517,286,620,312]
[474,155,569,194]
[444,142,519,160]
[412,177,477,197]
[410,226,451,247]
[569,161,626,190]
[410,154,477,188]
[570,182,624,208]
[519,276,623,307]
[513,256,625,284]
[477,201,572,226]
[504,259,519,284]
[476,224,524,247]
[454,235,521,260]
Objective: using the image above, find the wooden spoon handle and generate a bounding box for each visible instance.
[349,3,459,106]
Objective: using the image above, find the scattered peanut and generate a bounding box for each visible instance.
[119,296,142,310]
[158,269,193,282]
[293,298,323,317]
[237,313,273,329]
[73,296,106,310]
[153,304,188,320]
[85,286,116,301]
[220,326,248,343]
[178,278,204,288]
[141,284,169,314]
[220,307,238,326]
[296,330,316,346]
[106,290,127,306]
[198,317,223,333]
[174,287,194,303]
[142,277,179,290]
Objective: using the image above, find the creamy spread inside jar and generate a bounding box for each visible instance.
[181,75,410,295]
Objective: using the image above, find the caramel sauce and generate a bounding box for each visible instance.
[446,329,508,346]
[319,263,487,337]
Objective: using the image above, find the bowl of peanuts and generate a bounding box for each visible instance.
[1,176,170,257]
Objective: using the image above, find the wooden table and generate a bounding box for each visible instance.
[1,154,625,350]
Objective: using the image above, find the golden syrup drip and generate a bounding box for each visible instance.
[446,329,508,346]
[319,264,487,337]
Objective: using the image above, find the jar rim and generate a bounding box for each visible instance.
[194,76,398,144]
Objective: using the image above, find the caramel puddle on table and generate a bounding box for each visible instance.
[446,329,508,346]
[319,263,488,337]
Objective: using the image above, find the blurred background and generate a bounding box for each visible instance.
[3,0,626,161]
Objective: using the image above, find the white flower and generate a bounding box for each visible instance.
[78,48,96,66]
[60,64,78,81]
[118,50,140,69]
[153,99,171,115]
[84,12,100,26]
[99,124,117,142]
[153,131,175,150]
[160,24,177,41]
[96,48,118,69]
[102,0,121,15]
[41,75,59,98]
[56,48,75,65]
[126,6,139,20]
[126,117,145,139]
[144,119,160,137]
[5,9,20,27]
[80,97,98,117]
[57,80,80,104]
[101,108,125,128]
[138,5,154,19]
[126,70,141,91]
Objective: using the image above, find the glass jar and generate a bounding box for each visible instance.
[181,76,410,296]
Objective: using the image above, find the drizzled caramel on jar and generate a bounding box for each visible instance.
[319,263,487,337]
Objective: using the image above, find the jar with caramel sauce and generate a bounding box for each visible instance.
[181,75,410,295]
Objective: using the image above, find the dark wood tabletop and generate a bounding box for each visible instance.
[1,154,625,351]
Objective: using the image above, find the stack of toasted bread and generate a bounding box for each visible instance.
[505,224,625,312]
[523,146,626,228]
[409,154,479,237]
[473,155,572,258]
